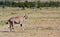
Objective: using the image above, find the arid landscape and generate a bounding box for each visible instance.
[0,7,60,37]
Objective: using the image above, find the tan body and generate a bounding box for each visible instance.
[7,14,28,32]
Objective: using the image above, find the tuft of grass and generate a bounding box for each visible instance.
[10,12,17,15]
[45,27,53,30]
[41,27,53,30]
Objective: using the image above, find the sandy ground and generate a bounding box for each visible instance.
[0,25,60,37]
[0,7,60,37]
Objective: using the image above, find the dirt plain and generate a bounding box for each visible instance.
[0,7,60,37]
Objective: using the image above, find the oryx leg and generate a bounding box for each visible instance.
[9,21,14,32]
[9,22,13,32]
[20,22,24,31]
[12,21,14,29]
[12,21,15,32]
[9,24,12,32]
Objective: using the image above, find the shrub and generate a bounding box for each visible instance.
[0,1,60,8]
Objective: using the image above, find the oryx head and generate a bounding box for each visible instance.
[24,13,28,19]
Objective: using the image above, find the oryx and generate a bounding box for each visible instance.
[6,14,28,31]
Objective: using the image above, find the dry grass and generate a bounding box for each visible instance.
[0,7,60,37]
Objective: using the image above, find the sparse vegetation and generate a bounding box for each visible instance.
[0,20,7,26]
[0,1,60,8]
[0,7,60,37]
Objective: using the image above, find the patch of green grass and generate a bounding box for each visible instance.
[0,20,7,26]
[10,12,17,15]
